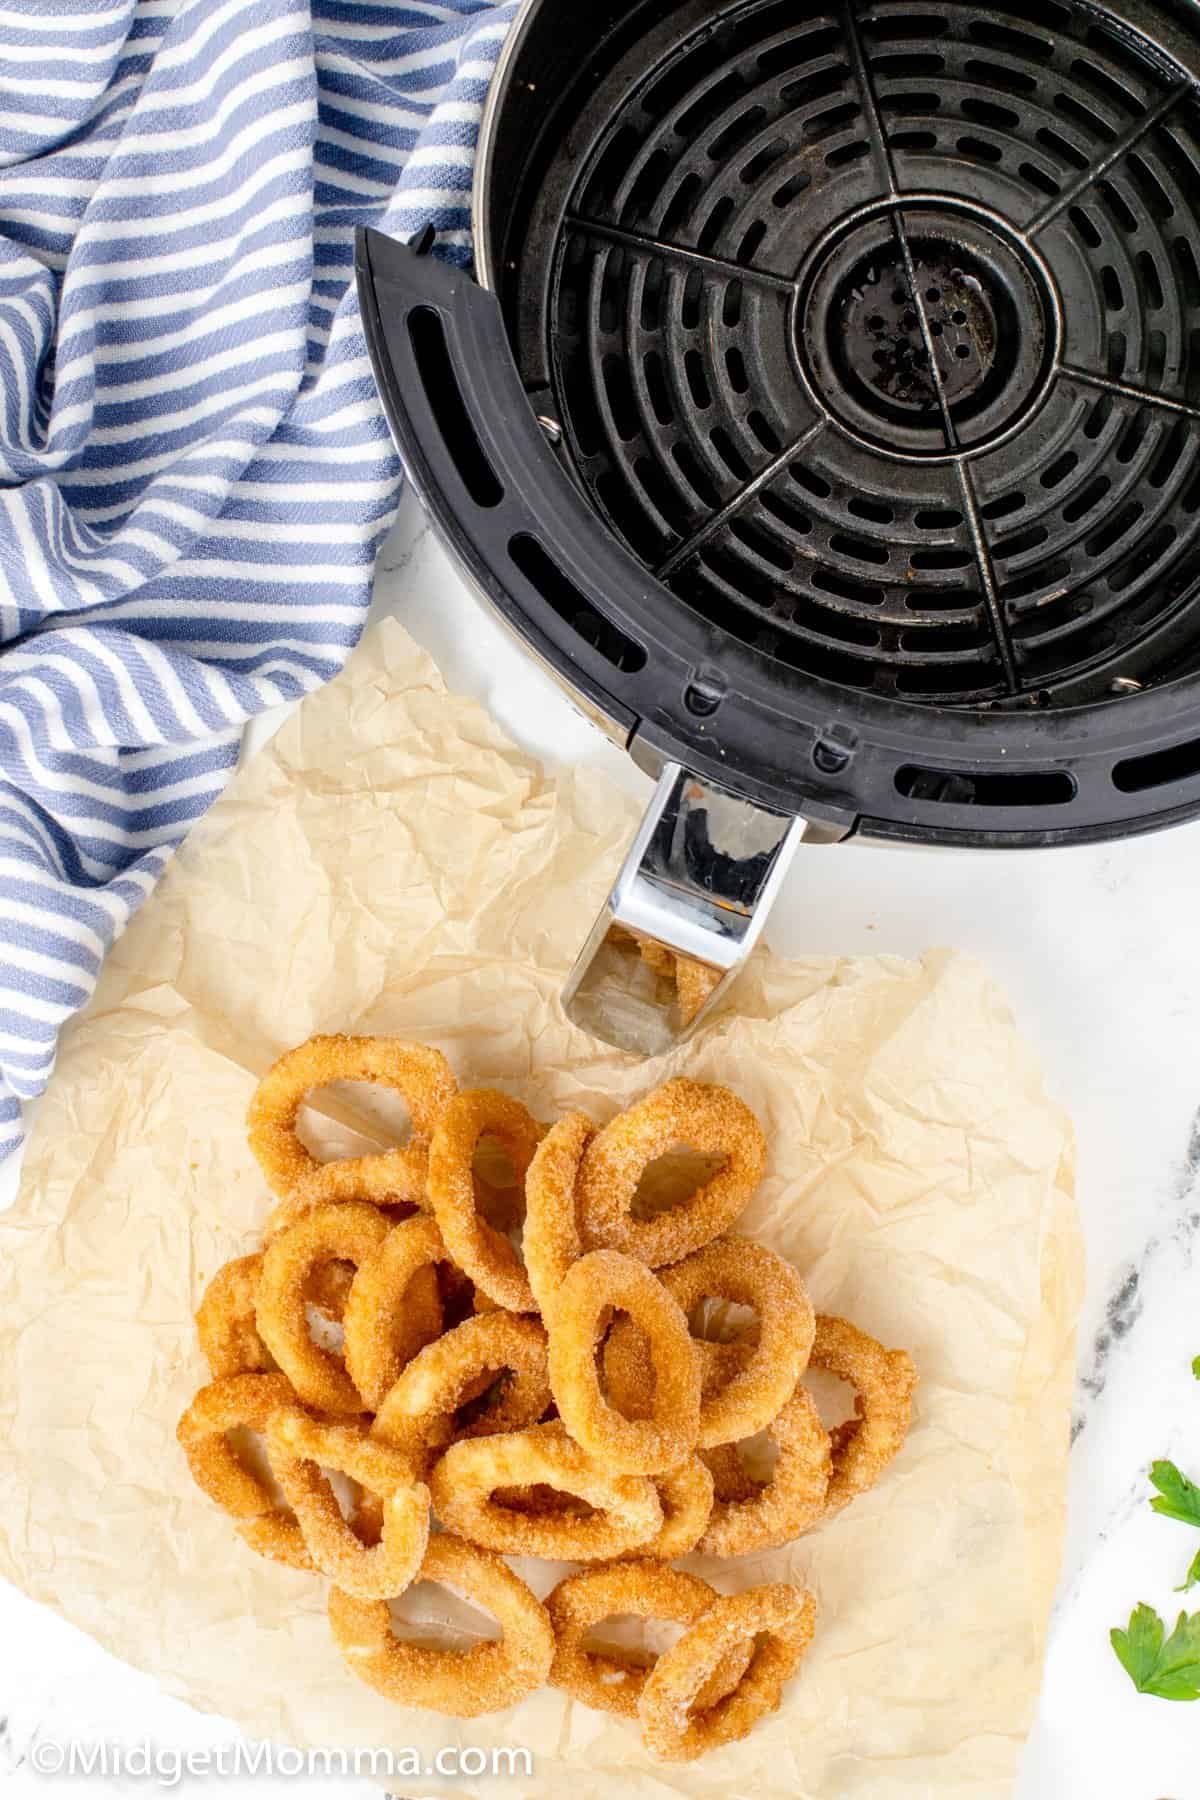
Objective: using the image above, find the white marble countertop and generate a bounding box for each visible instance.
[3,486,1199,1798]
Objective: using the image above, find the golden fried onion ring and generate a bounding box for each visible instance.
[698,1389,831,1557]
[427,1088,542,1311]
[247,1034,455,1198]
[341,1215,445,1410]
[264,1144,429,1239]
[195,1246,375,1376]
[548,1249,699,1474]
[810,1314,917,1516]
[647,1455,715,1559]
[371,1311,550,1473]
[429,1422,663,1562]
[235,1512,316,1570]
[328,1532,554,1717]
[638,1582,817,1762]
[578,1078,766,1266]
[196,1254,273,1378]
[176,1372,312,1569]
[602,1319,747,1421]
[547,1561,745,1719]
[662,1237,815,1447]
[266,1406,429,1600]
[523,1110,593,1319]
[256,1202,391,1413]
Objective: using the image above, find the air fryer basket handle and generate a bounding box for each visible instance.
[563,765,840,1054]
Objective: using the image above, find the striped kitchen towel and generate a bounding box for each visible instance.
[0,0,515,1160]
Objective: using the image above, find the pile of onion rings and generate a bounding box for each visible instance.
[177,1033,917,1756]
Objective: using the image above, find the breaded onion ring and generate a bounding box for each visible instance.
[266,1406,429,1600]
[177,1373,312,1568]
[429,1422,662,1561]
[196,1254,273,1378]
[177,1372,297,1520]
[578,1078,766,1266]
[523,1110,593,1318]
[256,1203,391,1413]
[342,1215,446,1410]
[264,1145,429,1238]
[602,1320,749,1421]
[698,1389,831,1557]
[809,1314,917,1516]
[638,1582,817,1761]
[606,1328,759,1530]
[548,1249,699,1474]
[647,1455,715,1559]
[662,1237,815,1447]
[247,1034,455,1198]
[195,1249,359,1379]
[427,1088,542,1311]
[235,1512,315,1570]
[371,1311,550,1473]
[328,1532,553,1717]
[546,1562,743,1719]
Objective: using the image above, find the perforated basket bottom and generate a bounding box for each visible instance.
[510,0,1200,708]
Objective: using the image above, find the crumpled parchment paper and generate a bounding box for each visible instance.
[0,619,1081,1800]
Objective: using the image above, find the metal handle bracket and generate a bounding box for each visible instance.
[563,764,843,1055]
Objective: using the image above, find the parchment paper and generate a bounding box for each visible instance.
[0,619,1081,1800]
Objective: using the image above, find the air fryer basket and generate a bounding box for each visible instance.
[358,0,1200,1047]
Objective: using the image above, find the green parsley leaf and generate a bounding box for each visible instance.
[1176,1548,1200,1595]
[1112,1603,1164,1689]
[1111,1605,1200,1701]
[1149,1460,1200,1528]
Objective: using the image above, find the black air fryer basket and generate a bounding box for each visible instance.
[358,0,1200,1050]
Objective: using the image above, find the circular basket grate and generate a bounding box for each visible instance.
[511,0,1200,707]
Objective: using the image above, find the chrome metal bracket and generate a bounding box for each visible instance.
[563,764,844,1055]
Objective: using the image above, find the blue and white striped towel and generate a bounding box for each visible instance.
[0,0,515,1161]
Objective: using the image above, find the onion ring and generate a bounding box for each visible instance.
[647,1455,715,1559]
[661,1237,815,1447]
[235,1513,315,1570]
[176,1373,312,1568]
[523,1110,593,1318]
[177,1372,298,1520]
[602,1320,749,1421]
[638,1582,818,1761]
[264,1145,429,1238]
[700,1439,758,1505]
[809,1314,917,1516]
[196,1255,273,1378]
[256,1202,391,1412]
[428,1422,663,1561]
[341,1215,446,1410]
[698,1389,831,1557]
[602,1328,818,1545]
[266,1406,429,1600]
[247,1035,455,1198]
[546,1562,746,1719]
[427,1088,542,1311]
[578,1078,766,1266]
[328,1532,554,1717]
[195,1249,364,1378]
[371,1311,550,1474]
[548,1249,699,1474]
